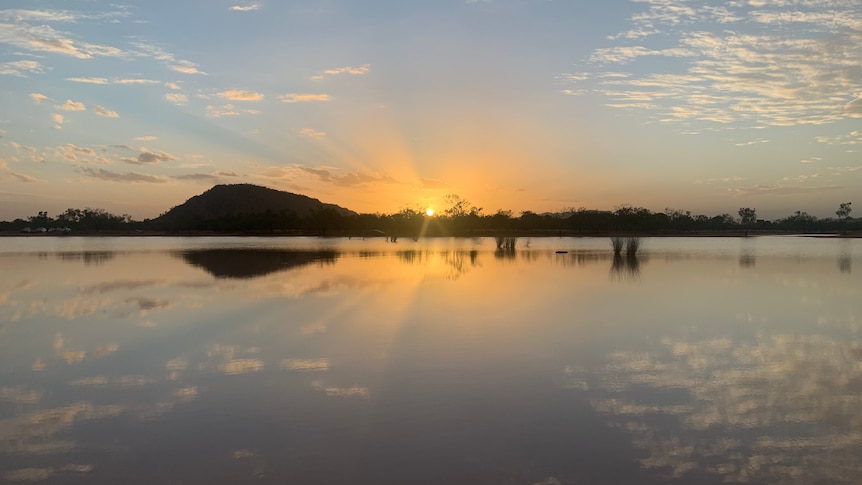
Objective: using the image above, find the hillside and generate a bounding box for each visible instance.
[150,184,356,231]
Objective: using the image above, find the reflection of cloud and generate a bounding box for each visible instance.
[0,387,43,404]
[220,359,264,375]
[311,380,369,398]
[83,280,160,294]
[125,297,172,315]
[280,358,328,371]
[569,334,862,483]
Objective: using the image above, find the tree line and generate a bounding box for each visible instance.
[1,198,856,237]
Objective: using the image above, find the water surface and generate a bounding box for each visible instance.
[1,236,860,484]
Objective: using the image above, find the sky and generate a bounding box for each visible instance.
[1,0,860,221]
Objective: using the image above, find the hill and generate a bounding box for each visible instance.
[150,184,356,231]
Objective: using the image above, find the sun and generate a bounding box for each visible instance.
[425,208,435,217]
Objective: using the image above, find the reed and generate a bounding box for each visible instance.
[495,236,517,250]
[625,236,641,257]
[610,236,625,255]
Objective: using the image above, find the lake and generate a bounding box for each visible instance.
[1,236,860,484]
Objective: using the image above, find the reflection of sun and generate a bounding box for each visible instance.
[425,208,435,217]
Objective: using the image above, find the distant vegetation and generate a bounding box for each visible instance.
[0,184,857,237]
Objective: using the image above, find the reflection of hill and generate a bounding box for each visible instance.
[179,249,338,279]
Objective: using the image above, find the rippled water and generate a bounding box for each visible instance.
[1,236,859,484]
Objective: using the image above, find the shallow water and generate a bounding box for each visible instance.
[1,236,860,484]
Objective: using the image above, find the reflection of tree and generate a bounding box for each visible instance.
[179,249,338,279]
[609,254,641,281]
[395,250,480,278]
[838,240,851,274]
[739,238,756,268]
[838,253,851,274]
[56,251,115,266]
[565,334,862,484]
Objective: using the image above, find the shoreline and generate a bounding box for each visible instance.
[1,230,860,238]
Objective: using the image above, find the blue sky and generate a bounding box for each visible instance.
[1,0,860,220]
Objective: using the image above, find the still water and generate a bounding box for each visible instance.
[1,236,860,484]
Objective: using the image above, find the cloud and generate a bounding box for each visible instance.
[217,89,264,101]
[229,4,261,12]
[0,22,125,59]
[816,131,862,146]
[134,136,157,141]
[845,98,862,117]
[297,166,396,187]
[313,64,371,79]
[121,149,176,165]
[173,171,239,183]
[51,113,64,128]
[29,93,48,104]
[206,104,259,117]
[733,183,842,196]
[567,1,862,127]
[165,82,181,90]
[164,93,188,104]
[59,99,85,111]
[78,167,168,183]
[300,128,326,138]
[735,139,769,147]
[800,157,821,164]
[0,159,39,183]
[65,144,96,156]
[170,59,205,75]
[94,105,118,118]
[66,76,108,84]
[278,93,331,103]
[419,177,450,189]
[0,59,43,76]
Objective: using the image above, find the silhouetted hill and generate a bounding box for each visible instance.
[150,184,356,231]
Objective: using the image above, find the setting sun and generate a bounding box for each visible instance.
[425,208,435,217]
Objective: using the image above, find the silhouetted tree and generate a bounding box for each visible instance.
[738,207,757,225]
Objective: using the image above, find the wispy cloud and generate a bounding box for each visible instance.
[217,89,264,101]
[78,167,168,183]
[735,139,769,147]
[300,128,326,138]
[29,93,48,104]
[164,93,188,105]
[121,149,176,165]
[94,105,119,118]
[297,166,396,187]
[206,104,260,117]
[733,183,842,196]
[0,159,38,183]
[134,136,157,141]
[312,64,370,80]
[278,93,331,103]
[800,157,821,164]
[0,22,125,59]
[229,4,261,12]
[66,76,107,84]
[131,42,206,75]
[817,131,862,146]
[0,59,43,76]
[566,1,862,128]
